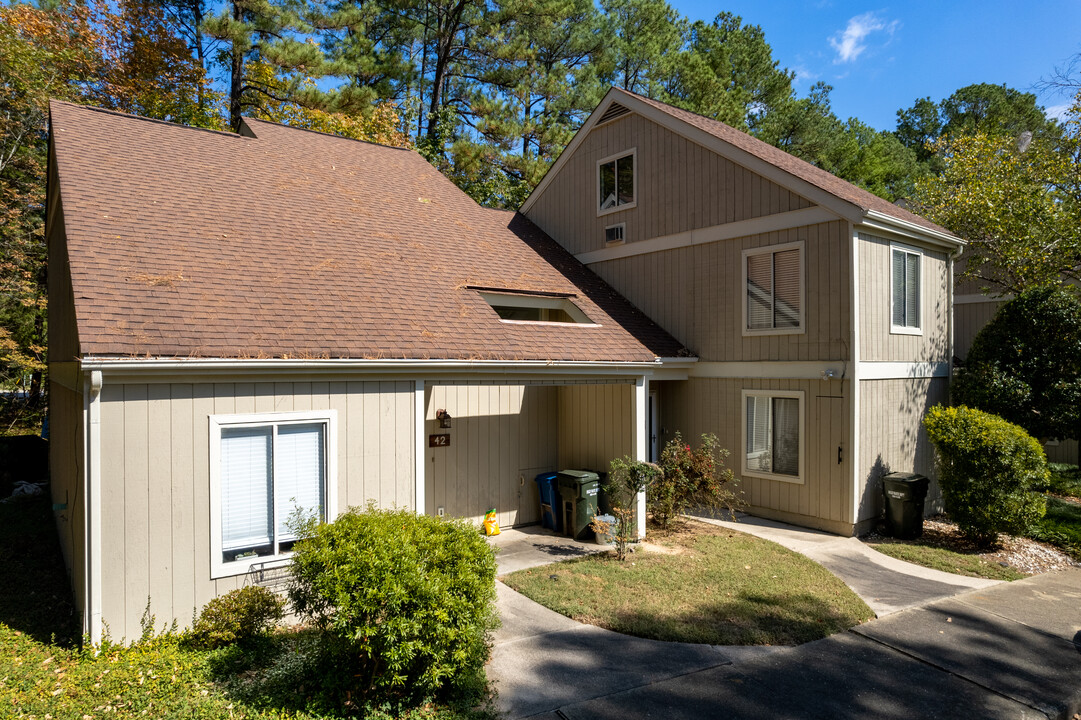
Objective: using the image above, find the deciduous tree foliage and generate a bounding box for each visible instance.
[913,94,1081,293]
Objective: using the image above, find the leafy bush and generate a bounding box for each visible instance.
[649,432,742,529]
[186,585,285,649]
[287,504,498,708]
[597,457,662,560]
[923,405,1048,545]
[952,286,1081,440]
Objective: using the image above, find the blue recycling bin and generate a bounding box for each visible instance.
[534,472,562,532]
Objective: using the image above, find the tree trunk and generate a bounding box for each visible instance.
[229,0,244,131]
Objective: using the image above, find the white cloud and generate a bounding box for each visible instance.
[829,12,899,64]
[1045,103,1071,121]
[791,65,820,86]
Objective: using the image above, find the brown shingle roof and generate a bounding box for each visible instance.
[620,89,955,238]
[49,101,684,362]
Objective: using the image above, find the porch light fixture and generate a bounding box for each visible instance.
[436,409,452,428]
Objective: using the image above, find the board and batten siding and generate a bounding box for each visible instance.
[425,384,558,528]
[526,112,812,256]
[857,377,947,526]
[659,377,854,534]
[589,221,851,362]
[96,380,415,640]
[557,382,635,472]
[49,379,86,620]
[858,233,950,363]
[955,298,1003,361]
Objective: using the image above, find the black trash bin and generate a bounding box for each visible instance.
[882,472,929,539]
[556,470,601,541]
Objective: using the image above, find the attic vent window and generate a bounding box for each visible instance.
[478,291,595,326]
[605,223,625,246]
[598,102,630,124]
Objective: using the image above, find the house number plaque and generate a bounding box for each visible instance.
[429,433,451,447]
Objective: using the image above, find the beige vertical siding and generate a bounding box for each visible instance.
[659,377,853,534]
[858,233,950,362]
[526,113,812,256]
[49,380,85,622]
[425,384,558,529]
[96,380,415,640]
[954,299,1003,361]
[857,378,948,526]
[1045,439,1079,465]
[557,382,635,472]
[589,221,851,361]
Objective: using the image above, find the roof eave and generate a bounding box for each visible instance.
[858,210,964,254]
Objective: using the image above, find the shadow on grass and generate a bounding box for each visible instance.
[0,493,80,647]
[606,591,867,646]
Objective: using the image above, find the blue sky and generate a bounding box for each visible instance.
[666,0,1081,131]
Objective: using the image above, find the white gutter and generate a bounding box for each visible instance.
[79,357,676,374]
[860,211,964,252]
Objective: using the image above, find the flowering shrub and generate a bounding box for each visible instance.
[650,432,742,529]
[597,457,662,559]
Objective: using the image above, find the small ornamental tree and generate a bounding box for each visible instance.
[650,432,742,529]
[923,405,1048,546]
[598,457,662,560]
[952,286,1081,441]
[288,505,498,706]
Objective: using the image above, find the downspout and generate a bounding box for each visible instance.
[85,370,102,645]
[414,380,426,515]
[635,376,647,539]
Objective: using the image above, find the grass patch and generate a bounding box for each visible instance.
[1039,464,1081,500]
[866,542,1025,581]
[502,520,873,645]
[1030,495,1081,560]
[0,494,496,720]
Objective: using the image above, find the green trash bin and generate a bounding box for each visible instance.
[882,472,929,539]
[556,470,601,541]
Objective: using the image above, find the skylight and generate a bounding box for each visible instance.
[476,290,595,326]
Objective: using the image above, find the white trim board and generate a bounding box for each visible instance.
[575,206,837,264]
[858,362,949,380]
[688,361,846,380]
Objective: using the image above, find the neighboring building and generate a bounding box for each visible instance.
[47,89,960,642]
[520,88,963,538]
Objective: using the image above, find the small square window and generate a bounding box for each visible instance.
[605,223,625,246]
[598,150,636,215]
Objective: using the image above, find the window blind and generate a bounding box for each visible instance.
[746,253,773,330]
[275,423,326,541]
[773,248,801,328]
[220,427,273,552]
[892,247,921,329]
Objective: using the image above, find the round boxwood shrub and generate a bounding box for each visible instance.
[287,505,498,706]
[923,404,1048,546]
[187,585,285,649]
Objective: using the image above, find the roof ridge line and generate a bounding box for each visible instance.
[49,99,244,140]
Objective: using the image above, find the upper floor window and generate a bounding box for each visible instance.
[743,242,804,335]
[598,149,636,215]
[210,410,337,578]
[891,244,922,334]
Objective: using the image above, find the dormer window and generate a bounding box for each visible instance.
[598,149,636,215]
[472,288,596,326]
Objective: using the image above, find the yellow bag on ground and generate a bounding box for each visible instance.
[483,508,501,536]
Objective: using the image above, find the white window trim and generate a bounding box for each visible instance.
[596,148,637,217]
[890,242,923,336]
[741,241,806,337]
[740,389,805,485]
[209,409,338,579]
[605,222,626,247]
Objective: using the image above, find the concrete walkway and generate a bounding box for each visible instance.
[690,512,1001,616]
[488,520,1081,719]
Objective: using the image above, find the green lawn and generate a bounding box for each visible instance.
[1031,495,1081,560]
[866,541,1025,581]
[502,521,874,646]
[0,495,494,720]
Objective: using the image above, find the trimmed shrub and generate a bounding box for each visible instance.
[287,505,498,707]
[650,432,742,529]
[923,405,1048,545]
[187,586,285,649]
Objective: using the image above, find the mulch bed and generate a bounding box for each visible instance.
[866,515,1079,576]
